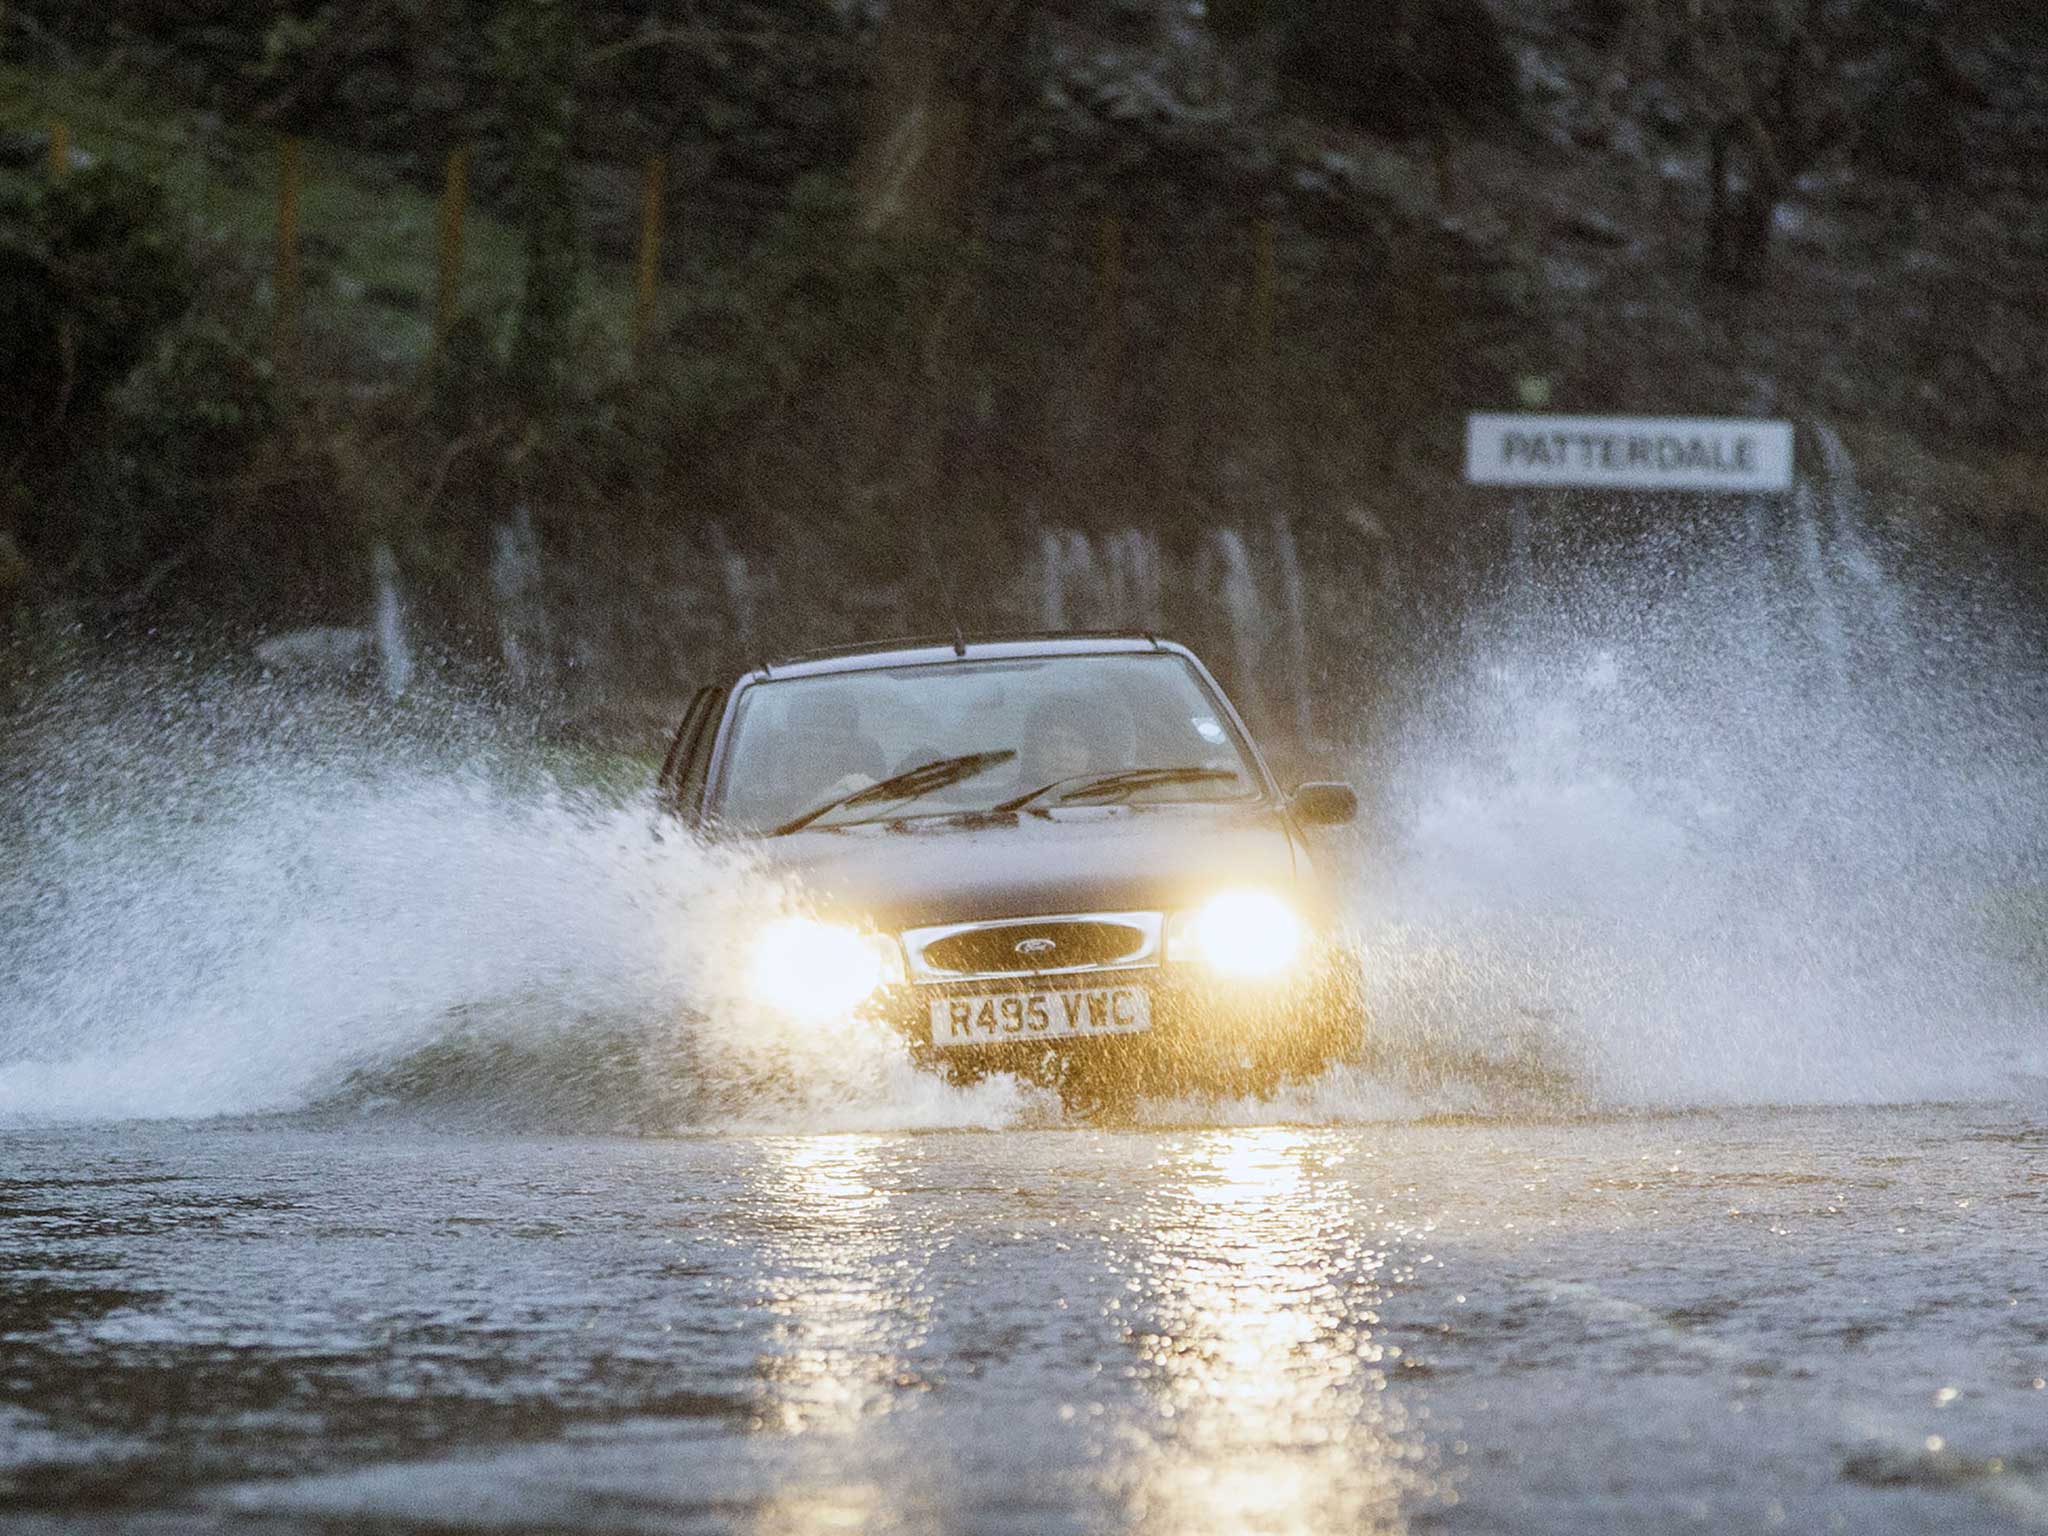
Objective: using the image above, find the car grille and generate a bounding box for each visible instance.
[902,912,1162,984]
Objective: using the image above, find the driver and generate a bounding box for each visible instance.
[783,691,884,807]
[1011,691,1137,795]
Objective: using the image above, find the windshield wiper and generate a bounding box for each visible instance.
[771,750,1017,836]
[992,766,1241,814]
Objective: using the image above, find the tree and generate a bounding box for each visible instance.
[495,0,582,404]
[852,0,1032,241]
[0,164,194,579]
[836,0,1033,595]
[1269,0,1519,140]
[1697,0,1848,288]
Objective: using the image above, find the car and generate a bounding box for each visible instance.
[656,632,1365,1111]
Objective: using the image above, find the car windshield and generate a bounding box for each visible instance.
[712,653,1262,834]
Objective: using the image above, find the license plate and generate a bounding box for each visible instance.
[928,986,1152,1046]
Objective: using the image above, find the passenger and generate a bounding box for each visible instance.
[783,690,885,807]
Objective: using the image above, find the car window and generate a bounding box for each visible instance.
[712,654,1260,833]
[672,687,725,821]
[658,686,721,820]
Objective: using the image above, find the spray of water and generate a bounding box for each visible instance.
[369,543,414,701]
[1346,438,2048,1108]
[0,669,1033,1131]
[3,432,2041,1129]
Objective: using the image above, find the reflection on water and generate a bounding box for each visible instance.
[15,1114,2043,1533]
[1120,1129,1436,1534]
[744,1128,1441,1533]
[751,1485,889,1536]
[753,1135,921,1435]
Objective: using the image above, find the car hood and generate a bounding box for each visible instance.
[749,803,1303,929]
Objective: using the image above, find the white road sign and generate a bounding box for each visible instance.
[1465,413,1794,493]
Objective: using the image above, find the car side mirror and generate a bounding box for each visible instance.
[1290,781,1358,826]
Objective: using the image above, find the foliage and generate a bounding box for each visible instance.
[0,157,289,600]
[3,0,2040,704]
[94,315,282,589]
[421,307,518,438]
[495,0,584,408]
[252,9,336,86]
[602,173,961,557]
[1295,0,1519,136]
[0,529,28,609]
[1209,0,1520,137]
[0,161,194,470]
[0,160,201,599]
[665,176,954,429]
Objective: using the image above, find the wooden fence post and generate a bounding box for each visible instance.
[432,143,471,357]
[46,118,68,179]
[1251,218,1277,371]
[1094,209,1124,389]
[1096,211,1122,333]
[272,137,304,376]
[631,153,667,358]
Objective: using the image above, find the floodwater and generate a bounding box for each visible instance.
[3,1105,2046,1533]
[7,444,2047,1529]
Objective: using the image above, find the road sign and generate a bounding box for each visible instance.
[1465,413,1794,493]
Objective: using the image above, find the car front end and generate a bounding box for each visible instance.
[666,635,1366,1110]
[734,801,1363,1107]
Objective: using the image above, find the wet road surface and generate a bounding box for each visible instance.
[3,1103,2046,1533]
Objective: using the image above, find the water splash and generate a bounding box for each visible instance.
[1347,433,2048,1108]
[1208,527,1262,695]
[1039,528,1162,632]
[713,530,758,659]
[1102,527,1163,628]
[489,505,550,688]
[5,431,2041,1129]
[0,669,1029,1132]
[370,544,413,700]
[1268,511,1313,741]
[1040,529,1092,630]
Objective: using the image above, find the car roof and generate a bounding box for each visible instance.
[741,631,1187,682]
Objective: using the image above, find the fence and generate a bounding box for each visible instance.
[31,116,678,377]
[32,116,1287,385]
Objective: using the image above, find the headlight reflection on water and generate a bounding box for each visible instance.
[1117,1128,1435,1534]
[731,1128,1440,1535]
[755,1135,920,1435]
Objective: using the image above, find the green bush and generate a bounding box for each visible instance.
[94,315,282,588]
[495,0,584,408]
[657,175,954,430]
[421,306,518,437]
[517,172,971,583]
[0,161,194,467]
[251,8,337,87]
[0,160,281,598]
[0,160,199,590]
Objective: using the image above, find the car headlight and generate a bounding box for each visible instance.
[748,916,905,1021]
[1167,889,1305,978]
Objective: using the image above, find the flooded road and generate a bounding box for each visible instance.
[7,467,2047,1530]
[4,1103,2045,1533]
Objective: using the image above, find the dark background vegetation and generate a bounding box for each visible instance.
[2,0,2043,747]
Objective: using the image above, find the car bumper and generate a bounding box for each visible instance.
[878,944,1364,1090]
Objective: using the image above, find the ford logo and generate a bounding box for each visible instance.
[1014,937,1058,956]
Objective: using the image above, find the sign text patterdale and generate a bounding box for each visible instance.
[1465,414,1795,493]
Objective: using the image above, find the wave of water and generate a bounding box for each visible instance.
[4,437,2043,1128]
[0,671,1035,1131]
[1346,436,2048,1109]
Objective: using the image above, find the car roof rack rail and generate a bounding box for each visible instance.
[763,629,1165,670]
